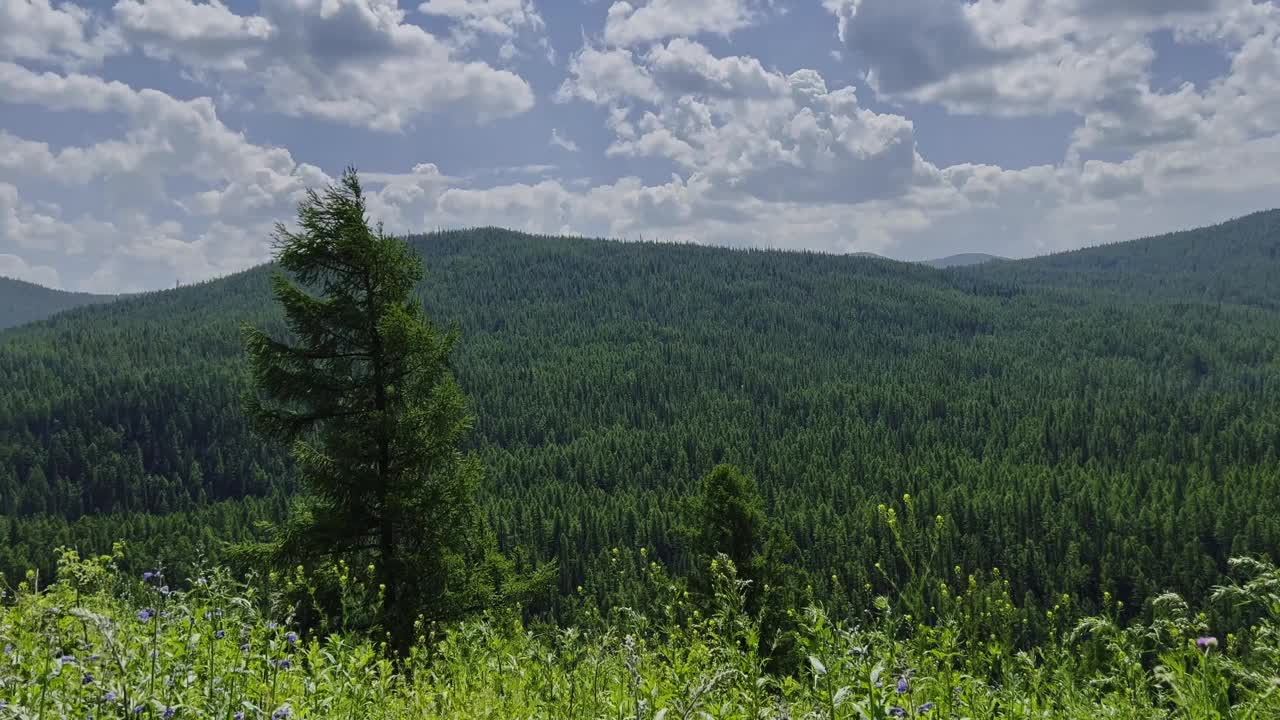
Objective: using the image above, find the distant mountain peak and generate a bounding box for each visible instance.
[921,253,1005,269]
[0,276,116,331]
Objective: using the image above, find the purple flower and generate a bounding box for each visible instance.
[234,714,244,720]
[272,707,292,719]
[215,630,226,640]
[239,643,250,653]
[82,673,94,685]
[918,703,935,714]
[2,644,10,655]
[133,705,145,714]
[266,622,277,630]
[1196,636,1219,651]
[143,571,155,581]
[104,692,117,702]
[888,708,906,718]
[59,655,76,665]
[285,632,298,646]
[275,659,291,670]
[162,707,176,719]
[138,609,152,623]
[896,677,909,694]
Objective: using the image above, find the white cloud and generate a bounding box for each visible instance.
[0,0,120,66]
[0,252,61,288]
[110,0,536,130]
[419,0,543,38]
[0,60,334,290]
[112,0,273,70]
[4,0,1280,292]
[560,39,931,205]
[603,0,760,47]
[822,0,1258,124]
[550,128,580,152]
[558,45,661,105]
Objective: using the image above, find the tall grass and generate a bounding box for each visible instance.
[1,545,1277,718]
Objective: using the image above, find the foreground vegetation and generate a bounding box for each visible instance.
[2,547,1278,719]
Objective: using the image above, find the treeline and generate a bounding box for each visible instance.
[970,208,1280,308]
[1,228,1279,630]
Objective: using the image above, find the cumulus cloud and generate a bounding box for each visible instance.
[0,0,120,66]
[560,39,931,205]
[110,0,535,130]
[603,0,761,47]
[418,0,543,38]
[4,0,1280,292]
[823,0,1256,121]
[0,252,61,287]
[0,60,333,289]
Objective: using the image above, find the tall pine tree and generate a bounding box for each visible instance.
[242,168,517,654]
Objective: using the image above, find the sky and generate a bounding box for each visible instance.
[1,0,1278,293]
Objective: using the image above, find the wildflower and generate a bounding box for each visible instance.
[105,692,117,702]
[266,622,278,630]
[896,677,909,694]
[273,706,292,719]
[59,655,76,665]
[82,672,94,685]
[1196,636,1219,651]
[215,630,226,640]
[276,658,291,670]
[2,644,9,654]
[285,632,298,645]
[133,705,145,714]
[143,571,156,581]
[234,714,244,720]
[888,708,906,718]
[163,707,176,719]
[239,643,250,653]
[918,703,935,714]
[138,609,152,623]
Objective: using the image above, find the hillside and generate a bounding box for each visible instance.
[922,252,1003,268]
[0,276,117,330]
[1,225,1279,625]
[968,209,1280,307]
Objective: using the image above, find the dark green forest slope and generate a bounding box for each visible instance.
[0,276,117,330]
[970,209,1280,308]
[1,220,1278,625]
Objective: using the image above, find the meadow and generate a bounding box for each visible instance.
[2,543,1277,719]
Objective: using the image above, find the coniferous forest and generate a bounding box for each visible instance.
[1,202,1280,717]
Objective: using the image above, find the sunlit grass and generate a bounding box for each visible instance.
[1,546,1277,718]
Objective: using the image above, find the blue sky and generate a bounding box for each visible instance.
[1,0,1277,292]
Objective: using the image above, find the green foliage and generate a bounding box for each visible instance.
[688,465,766,593]
[1,222,1279,635]
[2,549,1279,718]
[240,170,523,653]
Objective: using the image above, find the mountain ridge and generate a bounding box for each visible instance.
[0,276,118,331]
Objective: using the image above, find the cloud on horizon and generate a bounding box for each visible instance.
[0,0,1277,291]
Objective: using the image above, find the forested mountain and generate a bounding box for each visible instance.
[969,209,1280,307]
[1,221,1278,627]
[922,253,1003,268]
[0,276,117,329]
